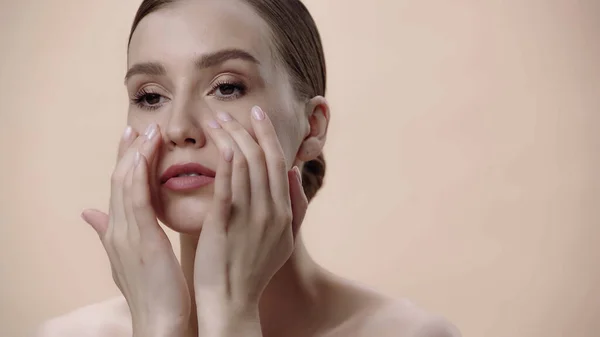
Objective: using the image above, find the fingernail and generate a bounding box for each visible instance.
[208,120,221,129]
[144,124,157,140]
[217,111,232,122]
[123,126,133,139]
[252,106,265,120]
[293,166,302,183]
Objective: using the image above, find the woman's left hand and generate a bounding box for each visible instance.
[194,106,308,336]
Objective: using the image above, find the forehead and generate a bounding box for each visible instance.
[128,0,274,67]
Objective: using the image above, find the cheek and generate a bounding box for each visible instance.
[229,104,299,167]
[127,110,152,134]
[270,114,303,166]
[127,109,173,139]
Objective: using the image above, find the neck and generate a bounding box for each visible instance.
[179,232,325,337]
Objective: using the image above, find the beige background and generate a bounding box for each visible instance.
[1,1,599,336]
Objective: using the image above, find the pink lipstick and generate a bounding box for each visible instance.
[160,163,216,192]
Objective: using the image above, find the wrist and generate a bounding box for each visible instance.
[133,318,189,337]
[133,328,187,337]
[197,304,261,337]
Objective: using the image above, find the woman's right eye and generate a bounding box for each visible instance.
[142,93,161,105]
[131,89,167,110]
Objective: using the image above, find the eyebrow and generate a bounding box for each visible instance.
[124,48,260,83]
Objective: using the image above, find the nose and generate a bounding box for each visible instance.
[164,102,206,149]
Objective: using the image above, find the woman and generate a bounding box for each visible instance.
[39,0,460,336]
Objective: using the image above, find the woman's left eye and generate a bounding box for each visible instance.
[209,81,247,100]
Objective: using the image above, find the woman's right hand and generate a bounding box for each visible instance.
[81,124,191,337]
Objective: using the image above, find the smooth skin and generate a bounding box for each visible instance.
[37,1,460,336]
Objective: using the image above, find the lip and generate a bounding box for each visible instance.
[159,163,216,192]
[160,162,216,184]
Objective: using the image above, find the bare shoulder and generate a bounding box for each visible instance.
[35,297,131,337]
[318,275,460,337]
[318,273,460,337]
[353,299,461,337]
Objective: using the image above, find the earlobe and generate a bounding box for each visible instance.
[297,96,330,162]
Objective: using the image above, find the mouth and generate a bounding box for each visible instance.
[160,163,216,192]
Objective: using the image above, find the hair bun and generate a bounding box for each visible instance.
[301,153,326,202]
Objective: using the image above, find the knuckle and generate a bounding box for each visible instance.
[215,191,232,206]
[253,208,270,225]
[278,209,293,225]
[273,156,287,172]
[234,155,249,171]
[228,123,243,133]
[123,175,134,193]
[110,171,124,187]
[110,235,128,252]
[247,146,265,163]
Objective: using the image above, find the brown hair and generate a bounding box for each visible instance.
[128,0,327,201]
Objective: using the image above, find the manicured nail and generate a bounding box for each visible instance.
[251,106,265,120]
[217,111,232,122]
[208,120,221,129]
[123,126,133,139]
[223,147,234,162]
[293,166,302,183]
[144,124,157,140]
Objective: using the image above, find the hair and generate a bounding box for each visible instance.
[127,0,327,202]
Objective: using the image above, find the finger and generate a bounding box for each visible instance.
[109,124,158,232]
[206,119,250,205]
[137,124,162,170]
[131,152,162,239]
[116,126,138,163]
[109,134,147,237]
[249,106,290,206]
[210,146,234,230]
[122,124,161,240]
[196,146,233,290]
[114,124,158,183]
[216,111,270,206]
[122,152,138,240]
[288,167,308,238]
[81,209,109,239]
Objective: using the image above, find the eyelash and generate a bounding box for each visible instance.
[131,80,247,111]
[131,88,163,111]
[208,79,247,101]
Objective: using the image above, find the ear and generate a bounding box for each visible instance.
[297,96,330,162]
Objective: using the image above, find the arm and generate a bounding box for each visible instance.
[198,307,263,337]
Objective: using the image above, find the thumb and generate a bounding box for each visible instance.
[288,166,308,238]
[81,209,109,239]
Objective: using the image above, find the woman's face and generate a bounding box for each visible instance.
[126,0,310,233]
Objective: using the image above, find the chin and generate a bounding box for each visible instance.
[154,187,214,234]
